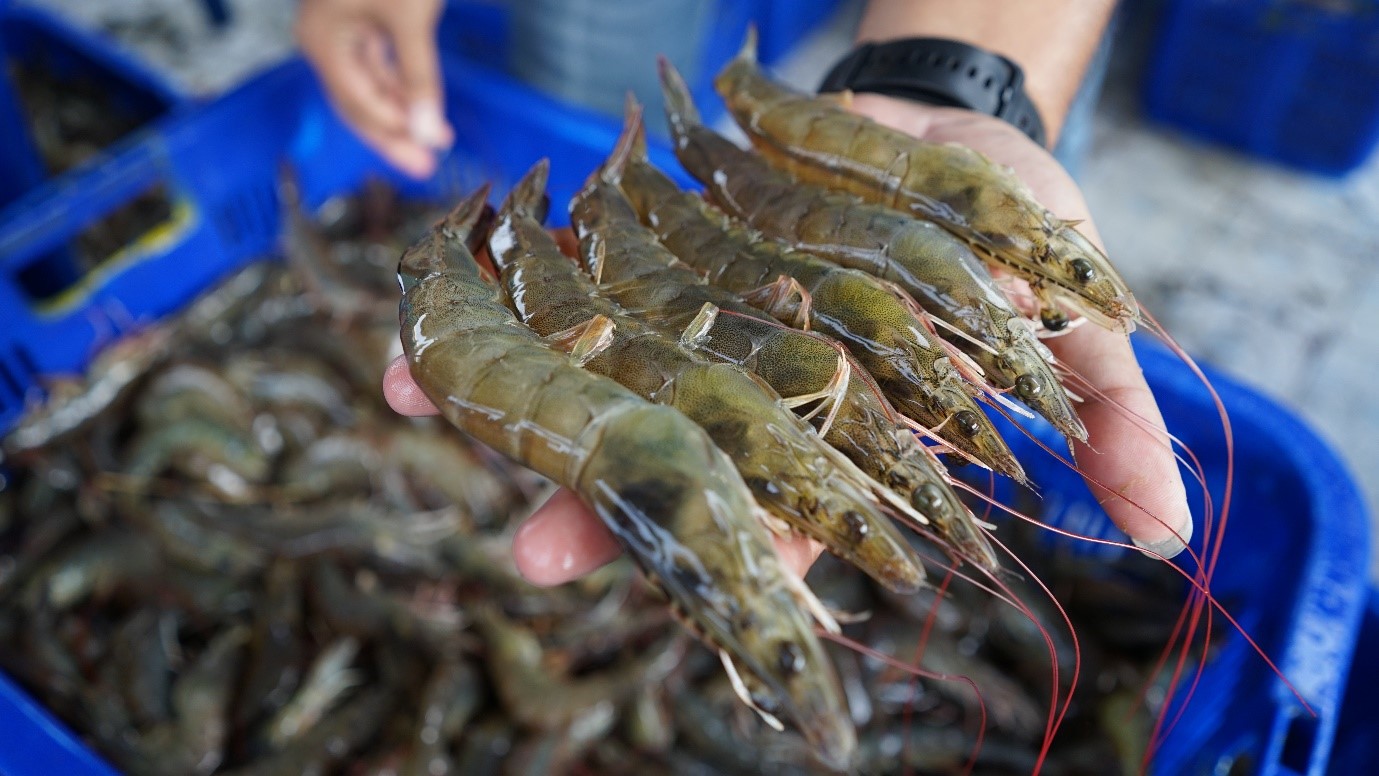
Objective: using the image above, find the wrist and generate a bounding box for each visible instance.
[853,0,1116,142]
[819,37,1047,147]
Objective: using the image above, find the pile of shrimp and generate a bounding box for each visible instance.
[0,30,1309,775]
[397,29,1313,773]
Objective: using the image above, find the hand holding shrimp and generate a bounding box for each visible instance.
[382,262,827,586]
[841,93,1192,556]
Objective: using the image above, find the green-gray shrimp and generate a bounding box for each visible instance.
[3,327,174,458]
[652,66,1023,483]
[596,104,997,570]
[498,161,927,595]
[713,29,1137,334]
[659,80,1085,443]
[398,181,853,767]
[472,603,682,731]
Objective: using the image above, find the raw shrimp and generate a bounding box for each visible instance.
[495,159,928,595]
[658,72,1084,443]
[646,68,1024,482]
[594,105,997,570]
[398,182,854,767]
[714,29,1137,333]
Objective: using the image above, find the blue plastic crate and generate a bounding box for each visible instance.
[0,60,308,436]
[0,50,695,438]
[1144,0,1379,176]
[0,2,185,209]
[1325,586,1379,775]
[753,0,845,64]
[996,342,1370,775]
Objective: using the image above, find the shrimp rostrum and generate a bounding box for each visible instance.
[397,183,854,767]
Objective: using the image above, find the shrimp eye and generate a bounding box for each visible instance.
[916,483,947,515]
[1015,374,1042,399]
[954,411,981,437]
[1071,258,1096,283]
[778,642,806,675]
[1040,308,1069,332]
[842,511,870,540]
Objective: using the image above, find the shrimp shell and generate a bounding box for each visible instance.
[398,181,854,767]
[662,80,1085,443]
[714,29,1137,333]
[491,161,927,596]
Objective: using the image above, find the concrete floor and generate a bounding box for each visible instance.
[32,0,1379,573]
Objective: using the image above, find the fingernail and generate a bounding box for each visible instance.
[409,100,450,149]
[1132,516,1194,560]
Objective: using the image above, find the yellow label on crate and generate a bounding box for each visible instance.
[35,199,199,319]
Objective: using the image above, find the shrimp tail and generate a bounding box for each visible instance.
[398,183,492,283]
[658,56,703,140]
[500,159,551,224]
[600,96,650,189]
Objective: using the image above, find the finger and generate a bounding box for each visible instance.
[382,0,453,150]
[772,534,826,579]
[297,15,409,139]
[512,489,621,586]
[350,117,439,179]
[1048,324,1193,558]
[360,24,405,102]
[383,355,440,416]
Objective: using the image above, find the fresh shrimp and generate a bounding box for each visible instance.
[649,65,1023,483]
[595,103,998,571]
[494,160,927,596]
[471,603,682,730]
[714,29,1137,334]
[398,182,854,767]
[3,326,174,457]
[658,75,1084,444]
[711,34,1309,768]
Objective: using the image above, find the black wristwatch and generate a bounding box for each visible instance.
[819,38,1047,148]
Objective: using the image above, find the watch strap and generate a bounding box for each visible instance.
[819,38,1047,148]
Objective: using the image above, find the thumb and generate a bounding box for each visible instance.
[384,0,451,149]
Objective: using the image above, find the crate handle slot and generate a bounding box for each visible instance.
[0,139,178,273]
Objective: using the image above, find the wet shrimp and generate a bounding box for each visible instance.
[594,103,997,570]
[644,64,1024,482]
[658,74,1085,443]
[714,29,1137,334]
[398,182,854,766]
[495,160,927,595]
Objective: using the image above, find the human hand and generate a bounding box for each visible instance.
[297,0,452,179]
[846,94,1193,558]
